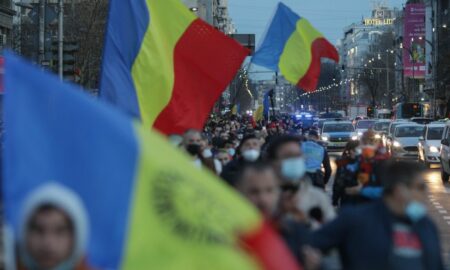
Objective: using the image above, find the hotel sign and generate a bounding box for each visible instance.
[364,18,395,26]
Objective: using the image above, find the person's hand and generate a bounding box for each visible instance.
[345,184,362,195]
[302,246,322,270]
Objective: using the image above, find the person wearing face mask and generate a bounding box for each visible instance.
[332,141,363,207]
[312,161,444,270]
[266,135,336,225]
[182,129,220,174]
[234,162,322,270]
[220,135,262,186]
[344,130,389,203]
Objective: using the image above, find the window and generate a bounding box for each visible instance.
[356,120,376,129]
[323,124,354,133]
[427,127,444,140]
[395,126,425,138]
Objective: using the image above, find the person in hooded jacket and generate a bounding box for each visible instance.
[220,134,262,186]
[13,184,90,270]
[332,140,362,207]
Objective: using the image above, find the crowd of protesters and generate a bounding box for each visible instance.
[174,114,445,270]
[10,114,446,270]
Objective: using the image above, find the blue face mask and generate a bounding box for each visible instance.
[227,148,236,157]
[281,157,306,182]
[405,201,427,222]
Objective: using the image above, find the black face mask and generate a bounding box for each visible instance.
[186,144,201,156]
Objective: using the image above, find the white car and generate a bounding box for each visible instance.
[321,121,358,151]
[390,124,425,160]
[384,120,410,148]
[355,120,377,138]
[373,120,391,140]
[418,123,445,167]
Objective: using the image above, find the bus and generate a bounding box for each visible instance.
[393,103,424,119]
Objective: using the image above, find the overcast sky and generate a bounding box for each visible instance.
[228,0,406,45]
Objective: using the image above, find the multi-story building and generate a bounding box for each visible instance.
[435,0,450,116]
[339,4,397,107]
[182,0,235,34]
[0,0,14,51]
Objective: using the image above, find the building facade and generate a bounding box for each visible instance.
[0,0,14,50]
[339,4,397,107]
[182,0,235,34]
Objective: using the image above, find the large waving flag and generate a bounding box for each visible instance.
[4,54,301,270]
[252,2,339,92]
[100,0,249,135]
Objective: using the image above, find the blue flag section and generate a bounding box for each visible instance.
[3,53,138,268]
[263,89,273,120]
[251,3,300,71]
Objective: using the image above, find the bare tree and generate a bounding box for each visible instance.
[358,32,395,107]
[66,0,108,90]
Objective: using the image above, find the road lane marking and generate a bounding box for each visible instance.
[439,210,448,214]
[444,216,450,220]
[433,202,440,205]
[435,205,444,209]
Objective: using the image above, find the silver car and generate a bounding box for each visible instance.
[390,124,425,160]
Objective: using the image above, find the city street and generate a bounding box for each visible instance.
[425,167,450,266]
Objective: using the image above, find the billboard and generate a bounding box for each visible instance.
[403,3,426,79]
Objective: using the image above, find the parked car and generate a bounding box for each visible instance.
[418,123,445,167]
[321,121,358,151]
[390,124,425,160]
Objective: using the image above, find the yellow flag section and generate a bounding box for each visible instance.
[131,0,196,127]
[254,105,264,122]
[279,19,322,86]
[122,123,261,270]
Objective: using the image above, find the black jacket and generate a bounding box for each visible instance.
[312,201,445,270]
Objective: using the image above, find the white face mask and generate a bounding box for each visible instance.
[202,149,213,158]
[241,149,260,162]
[227,148,236,157]
[281,157,306,182]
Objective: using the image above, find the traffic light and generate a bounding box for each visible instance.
[51,41,79,81]
[367,106,375,118]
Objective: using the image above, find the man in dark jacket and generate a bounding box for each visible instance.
[312,161,444,270]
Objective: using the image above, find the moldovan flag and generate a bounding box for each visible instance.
[3,54,301,270]
[100,0,249,135]
[252,2,339,92]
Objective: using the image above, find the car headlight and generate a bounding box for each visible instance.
[351,135,358,141]
[374,134,381,139]
[393,141,401,148]
[357,131,363,136]
[429,146,439,153]
[321,136,329,141]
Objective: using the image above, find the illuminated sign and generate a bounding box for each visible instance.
[364,18,395,25]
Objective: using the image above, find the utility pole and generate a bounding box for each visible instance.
[386,52,390,107]
[58,0,64,80]
[39,0,45,64]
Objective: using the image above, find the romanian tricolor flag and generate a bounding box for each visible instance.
[100,0,248,135]
[252,2,339,92]
[4,54,301,270]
